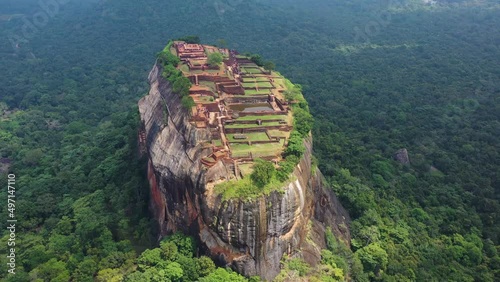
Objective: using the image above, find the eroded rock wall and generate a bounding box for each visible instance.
[138,63,350,280]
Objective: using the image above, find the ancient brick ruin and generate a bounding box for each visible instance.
[171,41,293,177]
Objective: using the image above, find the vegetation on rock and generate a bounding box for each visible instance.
[158,41,192,110]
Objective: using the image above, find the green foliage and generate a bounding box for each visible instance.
[287,258,311,276]
[285,131,305,158]
[162,64,180,80]
[125,267,171,282]
[198,268,247,282]
[196,256,216,277]
[181,95,195,109]
[99,251,135,270]
[250,159,276,188]
[32,258,70,282]
[325,228,337,251]
[276,155,299,182]
[160,241,179,261]
[96,268,125,282]
[0,101,150,280]
[276,256,323,281]
[320,228,352,279]
[74,257,99,282]
[216,39,228,48]
[355,243,388,276]
[158,50,180,67]
[177,255,200,281]
[320,250,345,281]
[157,43,192,109]
[176,35,201,44]
[165,262,184,281]
[292,106,314,137]
[207,52,224,67]
[158,43,180,67]
[332,168,376,218]
[172,75,191,97]
[243,53,264,66]
[283,79,304,103]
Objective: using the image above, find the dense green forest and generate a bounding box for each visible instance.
[0,0,499,281]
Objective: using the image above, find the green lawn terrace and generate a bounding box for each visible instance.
[241,67,265,74]
[227,132,269,142]
[238,114,291,121]
[226,129,289,145]
[238,63,270,77]
[223,109,292,162]
[240,73,288,99]
[241,77,271,83]
[222,52,289,99]
[243,89,272,95]
[225,122,278,129]
[224,115,291,131]
[241,81,274,89]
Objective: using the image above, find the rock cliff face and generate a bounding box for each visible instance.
[138,62,350,280]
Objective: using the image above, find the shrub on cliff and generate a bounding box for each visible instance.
[158,51,180,67]
[285,131,305,158]
[293,107,314,137]
[276,155,299,182]
[157,42,193,110]
[158,42,180,67]
[162,64,179,80]
[250,159,276,188]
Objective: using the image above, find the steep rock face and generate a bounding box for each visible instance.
[139,63,350,280]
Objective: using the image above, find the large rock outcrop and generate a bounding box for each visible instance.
[138,62,350,280]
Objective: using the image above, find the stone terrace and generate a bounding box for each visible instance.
[171,41,294,177]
